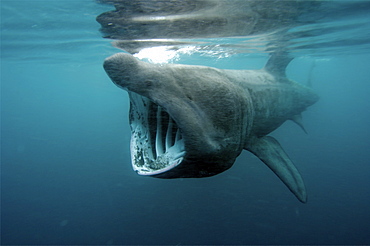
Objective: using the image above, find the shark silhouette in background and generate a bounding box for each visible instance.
[103,52,318,203]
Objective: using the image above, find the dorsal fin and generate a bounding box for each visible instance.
[264,51,293,78]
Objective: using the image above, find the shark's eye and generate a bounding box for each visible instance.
[128,92,186,175]
[143,80,153,88]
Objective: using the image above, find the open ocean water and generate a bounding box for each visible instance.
[1,0,370,245]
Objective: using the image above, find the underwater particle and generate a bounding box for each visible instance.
[59,219,68,227]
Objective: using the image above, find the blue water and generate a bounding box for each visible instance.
[1,1,370,245]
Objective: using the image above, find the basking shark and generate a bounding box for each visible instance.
[103,52,318,203]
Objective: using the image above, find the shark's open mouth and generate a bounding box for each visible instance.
[128,92,186,175]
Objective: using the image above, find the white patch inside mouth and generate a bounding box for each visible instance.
[128,92,186,175]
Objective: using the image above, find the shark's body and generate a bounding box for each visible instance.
[103,52,318,203]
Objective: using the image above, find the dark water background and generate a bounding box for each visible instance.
[1,1,370,245]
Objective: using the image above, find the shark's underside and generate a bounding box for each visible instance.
[103,52,319,203]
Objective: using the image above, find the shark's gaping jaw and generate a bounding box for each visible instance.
[127,90,239,179]
[128,92,186,176]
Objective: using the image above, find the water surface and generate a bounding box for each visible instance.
[1,1,370,245]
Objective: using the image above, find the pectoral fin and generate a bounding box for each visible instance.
[246,136,307,203]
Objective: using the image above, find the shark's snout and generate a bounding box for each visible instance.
[103,53,138,89]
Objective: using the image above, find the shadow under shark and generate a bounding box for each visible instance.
[103,52,318,203]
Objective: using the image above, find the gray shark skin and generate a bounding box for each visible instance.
[103,52,318,203]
